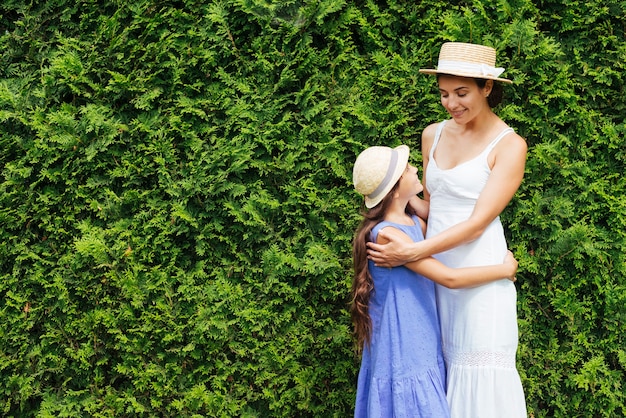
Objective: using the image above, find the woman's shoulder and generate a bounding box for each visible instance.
[421,121,445,152]
[422,121,444,138]
[490,126,527,168]
[499,126,527,152]
[486,115,526,150]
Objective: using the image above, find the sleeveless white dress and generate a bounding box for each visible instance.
[426,120,527,418]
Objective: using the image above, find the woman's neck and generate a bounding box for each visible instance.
[453,109,502,135]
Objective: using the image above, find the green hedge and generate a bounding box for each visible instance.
[1,0,624,416]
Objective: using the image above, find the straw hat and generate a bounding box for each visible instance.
[353,145,410,208]
[419,42,512,84]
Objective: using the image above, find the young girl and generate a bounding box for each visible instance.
[351,144,517,417]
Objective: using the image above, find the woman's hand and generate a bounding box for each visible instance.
[503,250,518,282]
[366,227,418,267]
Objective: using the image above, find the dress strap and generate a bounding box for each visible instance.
[429,120,447,160]
[484,127,515,153]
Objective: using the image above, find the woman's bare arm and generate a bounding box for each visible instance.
[376,226,517,288]
[367,130,527,267]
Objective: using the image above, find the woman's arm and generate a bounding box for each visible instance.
[376,227,517,288]
[367,129,527,267]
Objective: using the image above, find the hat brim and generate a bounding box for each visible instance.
[419,68,512,84]
[363,145,410,209]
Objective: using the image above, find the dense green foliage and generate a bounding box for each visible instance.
[1,0,624,416]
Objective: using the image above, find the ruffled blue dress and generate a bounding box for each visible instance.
[355,216,450,418]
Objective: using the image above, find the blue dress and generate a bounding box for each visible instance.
[355,216,450,418]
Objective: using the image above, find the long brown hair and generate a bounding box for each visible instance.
[351,182,414,351]
[474,78,503,108]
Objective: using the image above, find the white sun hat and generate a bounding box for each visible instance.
[353,145,410,208]
[419,42,512,84]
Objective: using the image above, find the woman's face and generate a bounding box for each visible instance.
[438,75,491,124]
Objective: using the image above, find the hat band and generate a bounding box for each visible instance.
[368,149,398,200]
[437,60,505,78]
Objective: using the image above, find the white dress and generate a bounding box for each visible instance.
[425,120,527,418]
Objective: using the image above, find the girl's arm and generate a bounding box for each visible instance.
[367,126,527,267]
[408,195,429,220]
[376,226,517,289]
[407,253,517,288]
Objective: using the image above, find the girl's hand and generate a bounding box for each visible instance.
[504,250,518,282]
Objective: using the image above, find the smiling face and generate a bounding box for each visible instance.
[397,163,423,198]
[438,75,492,124]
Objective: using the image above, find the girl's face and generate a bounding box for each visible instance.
[398,163,423,198]
[438,75,491,124]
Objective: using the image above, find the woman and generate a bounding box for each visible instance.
[366,43,528,417]
[351,144,518,417]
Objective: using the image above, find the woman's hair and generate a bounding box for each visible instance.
[351,181,415,351]
[475,78,503,108]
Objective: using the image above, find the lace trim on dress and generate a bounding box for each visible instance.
[444,350,516,369]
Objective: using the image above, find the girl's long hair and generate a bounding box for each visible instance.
[351,182,413,351]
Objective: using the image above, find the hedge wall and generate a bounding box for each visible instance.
[1,0,624,417]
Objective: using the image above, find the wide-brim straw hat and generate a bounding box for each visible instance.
[419,42,512,84]
[353,145,410,209]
